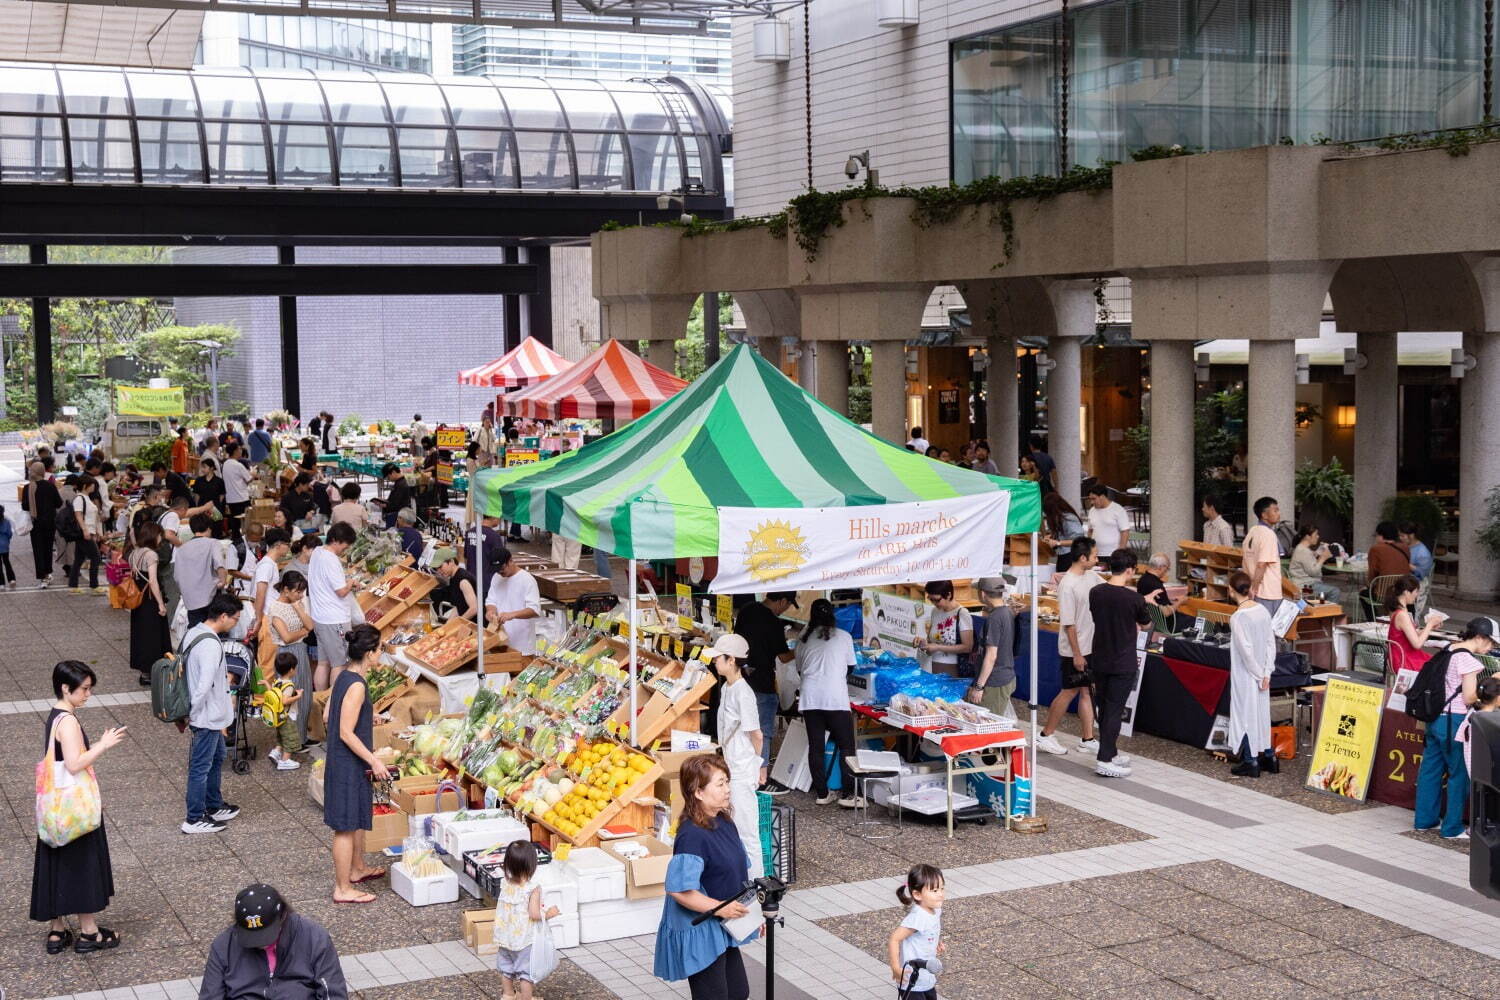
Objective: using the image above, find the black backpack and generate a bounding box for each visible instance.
[1403,647,1457,724]
[55,503,82,542]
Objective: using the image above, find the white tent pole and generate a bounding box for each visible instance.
[475,477,485,678]
[1029,529,1039,816]
[629,557,639,747]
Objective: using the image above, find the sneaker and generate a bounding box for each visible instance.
[1077,738,1100,755]
[1112,751,1132,766]
[181,819,227,834]
[815,793,839,805]
[1036,733,1068,756]
[210,804,241,822]
[761,781,790,796]
[1095,760,1133,779]
[38,576,51,589]
[275,758,301,771]
[6,581,15,591]
[69,587,84,595]
[93,586,109,596]
[1443,830,1470,841]
[838,796,866,809]
[267,747,283,762]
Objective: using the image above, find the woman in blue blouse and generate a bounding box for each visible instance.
[654,755,760,1000]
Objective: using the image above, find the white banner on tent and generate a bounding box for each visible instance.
[711,493,1011,593]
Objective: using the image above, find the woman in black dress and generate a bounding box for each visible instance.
[323,624,391,903]
[22,461,61,586]
[127,521,171,685]
[32,661,124,954]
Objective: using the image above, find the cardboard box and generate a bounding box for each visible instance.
[599,837,673,900]
[309,689,332,743]
[308,765,325,807]
[461,908,495,944]
[367,808,408,851]
[387,680,441,727]
[392,775,462,816]
[653,776,685,827]
[652,743,719,780]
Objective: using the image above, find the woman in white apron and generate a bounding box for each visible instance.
[1228,570,1277,778]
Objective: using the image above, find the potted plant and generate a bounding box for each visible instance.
[1294,457,1354,547]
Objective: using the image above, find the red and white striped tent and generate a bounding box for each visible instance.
[499,339,687,420]
[457,336,573,388]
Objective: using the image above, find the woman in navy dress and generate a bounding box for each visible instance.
[654,755,760,1000]
[323,624,391,903]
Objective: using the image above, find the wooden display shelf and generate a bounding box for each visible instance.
[613,660,717,749]
[363,565,439,631]
[524,752,663,848]
[406,617,509,675]
[533,569,612,603]
[1177,540,1299,602]
[1007,533,1056,569]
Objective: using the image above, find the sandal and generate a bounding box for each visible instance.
[46,929,73,954]
[74,927,120,953]
[351,868,387,884]
[332,892,376,904]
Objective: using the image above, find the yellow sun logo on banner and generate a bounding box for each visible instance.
[744,520,811,583]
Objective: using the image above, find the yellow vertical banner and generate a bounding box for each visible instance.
[1305,677,1386,802]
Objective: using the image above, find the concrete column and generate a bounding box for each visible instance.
[1248,339,1298,521]
[985,335,1018,475]
[869,340,907,443]
[1459,331,1500,598]
[645,339,676,376]
[814,342,850,416]
[797,341,817,392]
[1048,335,1083,511]
[1353,332,1399,545]
[1150,341,1197,575]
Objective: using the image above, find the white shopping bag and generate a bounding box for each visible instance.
[527,917,559,981]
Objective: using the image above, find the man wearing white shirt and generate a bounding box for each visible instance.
[483,547,541,655]
[250,527,290,628]
[1086,485,1132,556]
[309,521,358,689]
[906,426,931,453]
[1201,494,1235,548]
[222,442,253,541]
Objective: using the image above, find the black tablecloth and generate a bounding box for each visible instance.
[1133,638,1310,748]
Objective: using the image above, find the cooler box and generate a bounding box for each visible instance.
[392,861,460,906]
[536,857,581,914]
[578,896,663,944]
[559,847,627,903]
[547,911,581,949]
[441,816,530,857]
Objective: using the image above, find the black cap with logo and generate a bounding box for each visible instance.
[233,883,288,948]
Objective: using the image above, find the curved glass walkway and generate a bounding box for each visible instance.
[0,62,730,192]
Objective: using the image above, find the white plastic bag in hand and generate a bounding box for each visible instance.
[527,917,559,982]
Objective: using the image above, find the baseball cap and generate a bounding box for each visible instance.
[232,883,287,948]
[767,591,800,608]
[975,577,1008,595]
[706,633,750,660]
[1464,616,1500,642]
[430,546,457,568]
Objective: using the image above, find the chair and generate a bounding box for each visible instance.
[1351,635,1399,685]
[1148,602,1179,638]
[1361,575,1406,624]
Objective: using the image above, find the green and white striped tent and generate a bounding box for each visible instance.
[473,344,1042,559]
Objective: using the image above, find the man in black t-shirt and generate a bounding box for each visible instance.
[1088,549,1152,778]
[734,592,798,791]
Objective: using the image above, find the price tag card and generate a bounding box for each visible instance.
[675,582,693,619]
[677,614,694,632]
[674,638,686,659]
[716,594,733,627]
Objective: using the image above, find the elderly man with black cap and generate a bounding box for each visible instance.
[201,883,347,999]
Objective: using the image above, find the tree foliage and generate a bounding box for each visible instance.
[674,293,736,382]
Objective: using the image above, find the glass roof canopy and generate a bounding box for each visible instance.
[0,62,731,192]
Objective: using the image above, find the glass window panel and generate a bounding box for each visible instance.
[0,66,61,115]
[335,124,395,185]
[257,74,327,121]
[499,85,564,130]
[382,81,448,125]
[67,117,135,182]
[514,129,573,189]
[0,115,66,181]
[138,119,203,183]
[683,134,708,189]
[126,72,199,118]
[397,126,457,187]
[205,121,270,185]
[554,86,620,130]
[611,89,672,132]
[627,132,680,191]
[322,77,388,123]
[455,128,517,187]
[441,82,507,127]
[59,69,131,116]
[271,122,332,184]
[572,131,626,190]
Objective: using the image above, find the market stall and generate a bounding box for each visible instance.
[458,335,574,388]
[497,339,687,420]
[474,344,1045,811]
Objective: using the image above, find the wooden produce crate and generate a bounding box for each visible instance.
[364,566,439,631]
[528,750,664,848]
[510,552,553,572]
[354,558,415,611]
[533,569,612,603]
[612,660,717,749]
[365,664,416,713]
[406,617,508,675]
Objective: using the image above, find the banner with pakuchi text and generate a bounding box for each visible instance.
[116,385,185,417]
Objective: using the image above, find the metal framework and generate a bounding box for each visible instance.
[15,0,790,32]
[0,262,539,296]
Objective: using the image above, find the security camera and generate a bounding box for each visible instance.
[844,157,860,180]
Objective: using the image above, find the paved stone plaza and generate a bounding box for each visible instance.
[1,526,1497,1000]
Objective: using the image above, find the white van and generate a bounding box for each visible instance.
[102,415,172,460]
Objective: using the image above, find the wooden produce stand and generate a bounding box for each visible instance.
[1176,541,1299,603]
[362,565,439,632]
[520,740,664,849]
[533,568,613,603]
[406,617,509,675]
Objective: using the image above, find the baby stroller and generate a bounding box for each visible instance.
[222,637,259,775]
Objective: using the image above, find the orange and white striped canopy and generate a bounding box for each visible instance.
[457,336,573,388]
[499,339,687,420]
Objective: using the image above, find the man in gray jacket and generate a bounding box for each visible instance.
[183,590,244,835]
[200,883,347,999]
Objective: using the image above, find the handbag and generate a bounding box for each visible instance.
[35,714,103,847]
[527,916,559,982]
[1271,724,1297,761]
[111,571,145,611]
[13,508,32,536]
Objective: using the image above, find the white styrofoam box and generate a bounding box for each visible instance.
[441,817,530,858]
[392,862,460,906]
[536,857,581,914]
[560,847,626,903]
[548,911,581,950]
[578,895,663,944]
[867,764,948,808]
